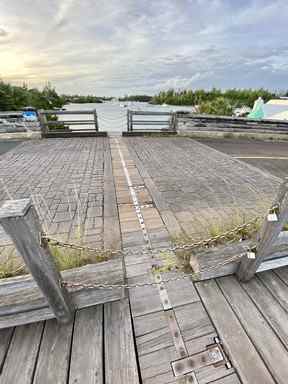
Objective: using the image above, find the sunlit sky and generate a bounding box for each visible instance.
[0,0,288,96]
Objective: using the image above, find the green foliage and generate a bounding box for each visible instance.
[152,88,277,109]
[49,245,109,271]
[0,80,65,111]
[198,97,233,116]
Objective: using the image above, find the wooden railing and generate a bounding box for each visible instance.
[127,110,177,132]
[38,109,99,135]
[0,199,124,328]
[237,178,288,281]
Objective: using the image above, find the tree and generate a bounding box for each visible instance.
[198,97,233,116]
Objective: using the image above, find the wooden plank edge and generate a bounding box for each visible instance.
[0,260,125,329]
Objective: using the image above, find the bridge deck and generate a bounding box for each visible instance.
[0,136,287,383]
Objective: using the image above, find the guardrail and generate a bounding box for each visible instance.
[177,113,288,134]
[126,110,177,133]
[38,109,99,136]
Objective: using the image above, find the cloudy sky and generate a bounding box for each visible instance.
[0,0,287,96]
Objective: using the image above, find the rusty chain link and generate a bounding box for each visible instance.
[39,215,262,290]
[42,215,261,256]
[61,253,245,290]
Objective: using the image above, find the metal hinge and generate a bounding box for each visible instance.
[171,337,231,378]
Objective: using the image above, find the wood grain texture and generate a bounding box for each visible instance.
[195,279,275,384]
[237,179,288,281]
[69,306,103,384]
[260,269,288,309]
[0,322,44,384]
[210,373,241,384]
[240,276,288,348]
[218,276,288,384]
[33,318,73,384]
[0,328,13,373]
[0,201,73,323]
[104,299,139,384]
[0,259,124,329]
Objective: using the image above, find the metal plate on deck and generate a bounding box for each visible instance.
[171,346,224,377]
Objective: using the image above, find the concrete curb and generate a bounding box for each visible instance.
[178,130,288,142]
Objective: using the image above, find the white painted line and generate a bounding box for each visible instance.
[233,156,288,160]
[114,138,152,250]
[115,138,190,372]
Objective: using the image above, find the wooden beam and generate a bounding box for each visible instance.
[237,179,288,282]
[0,259,125,329]
[0,199,74,324]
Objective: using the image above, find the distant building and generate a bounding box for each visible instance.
[263,99,288,120]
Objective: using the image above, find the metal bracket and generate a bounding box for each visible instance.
[267,204,280,222]
[247,246,257,259]
[171,337,231,377]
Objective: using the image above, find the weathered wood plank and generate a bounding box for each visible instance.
[274,266,288,288]
[69,306,103,384]
[0,328,14,373]
[259,269,288,309]
[33,318,73,384]
[133,310,174,356]
[139,332,234,384]
[164,272,200,307]
[128,275,162,317]
[195,279,275,384]
[210,374,241,384]
[133,301,214,357]
[175,302,215,342]
[104,299,140,384]
[0,259,124,329]
[189,237,288,281]
[191,241,252,281]
[0,322,44,384]
[240,275,288,348]
[0,199,74,323]
[218,276,288,384]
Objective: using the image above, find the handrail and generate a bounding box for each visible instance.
[127,109,177,132]
[38,109,99,134]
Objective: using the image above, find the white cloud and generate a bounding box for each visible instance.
[0,0,287,95]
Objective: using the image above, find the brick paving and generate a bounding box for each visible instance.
[126,137,280,239]
[0,136,281,270]
[0,138,107,266]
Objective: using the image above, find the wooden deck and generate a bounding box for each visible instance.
[0,136,288,383]
[0,299,139,384]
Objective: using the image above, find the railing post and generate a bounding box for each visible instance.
[93,109,99,131]
[38,109,48,136]
[237,179,288,282]
[0,199,74,323]
[127,109,131,132]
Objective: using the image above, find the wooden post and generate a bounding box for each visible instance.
[93,109,99,131]
[0,199,74,323]
[38,110,48,136]
[127,110,131,132]
[237,179,288,282]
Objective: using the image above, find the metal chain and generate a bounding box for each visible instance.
[62,252,244,290]
[168,216,261,252]
[42,215,261,256]
[42,216,261,290]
